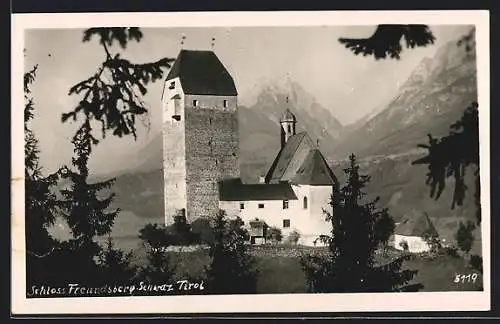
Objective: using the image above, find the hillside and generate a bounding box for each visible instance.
[332,33,477,160]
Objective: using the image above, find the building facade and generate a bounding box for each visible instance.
[162,50,240,225]
[162,50,339,245]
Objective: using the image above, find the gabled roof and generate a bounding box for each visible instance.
[218,178,298,201]
[264,132,314,183]
[395,212,439,237]
[166,50,237,96]
[291,149,339,186]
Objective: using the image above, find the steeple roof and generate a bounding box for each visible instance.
[280,108,297,122]
[166,49,237,96]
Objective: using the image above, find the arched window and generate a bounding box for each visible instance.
[303,196,308,209]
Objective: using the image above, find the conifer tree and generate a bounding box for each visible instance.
[413,102,480,224]
[300,154,422,293]
[205,210,258,294]
[53,27,174,285]
[338,25,435,60]
[136,223,175,285]
[455,220,476,256]
[96,235,138,287]
[57,119,120,284]
[24,63,65,286]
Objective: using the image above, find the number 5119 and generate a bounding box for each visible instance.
[454,273,479,283]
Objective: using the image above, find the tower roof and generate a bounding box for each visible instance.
[280,108,297,123]
[166,49,237,96]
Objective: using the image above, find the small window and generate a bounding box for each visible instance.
[303,196,308,209]
[240,202,245,210]
[193,99,199,107]
[283,219,290,228]
[258,203,265,209]
[169,81,175,89]
[287,124,291,133]
[223,99,229,108]
[282,200,289,209]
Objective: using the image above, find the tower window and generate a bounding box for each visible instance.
[223,99,228,108]
[258,203,265,209]
[303,196,308,209]
[283,200,289,209]
[287,124,291,133]
[283,219,290,228]
[193,99,199,107]
[240,202,245,210]
[169,81,175,89]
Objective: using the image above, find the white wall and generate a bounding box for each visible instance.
[393,234,431,253]
[218,184,333,246]
[163,77,187,225]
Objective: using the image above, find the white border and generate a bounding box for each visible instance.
[11,10,491,314]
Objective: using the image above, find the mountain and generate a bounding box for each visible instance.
[324,30,481,252]
[332,32,477,160]
[242,76,344,152]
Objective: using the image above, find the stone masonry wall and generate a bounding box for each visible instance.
[184,94,240,222]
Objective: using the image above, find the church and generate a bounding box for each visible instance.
[162,49,339,246]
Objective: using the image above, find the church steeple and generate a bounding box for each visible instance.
[280,98,297,148]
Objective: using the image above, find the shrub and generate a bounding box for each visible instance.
[287,230,301,245]
[455,221,476,256]
[265,227,283,244]
[165,214,199,246]
[469,254,483,272]
[399,240,409,252]
[191,217,215,245]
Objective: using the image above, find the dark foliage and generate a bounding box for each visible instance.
[265,226,283,244]
[338,25,435,60]
[137,223,175,283]
[191,217,215,245]
[457,28,476,56]
[455,220,476,255]
[96,235,138,285]
[53,27,173,285]
[422,230,442,256]
[165,214,200,246]
[62,27,174,140]
[25,28,172,291]
[443,246,460,258]
[469,254,483,272]
[24,64,65,287]
[205,210,258,294]
[412,102,480,223]
[300,154,421,293]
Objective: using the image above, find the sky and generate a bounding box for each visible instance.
[24,25,471,175]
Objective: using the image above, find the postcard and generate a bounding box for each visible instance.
[11,10,491,314]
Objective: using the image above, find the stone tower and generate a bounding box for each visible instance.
[280,108,297,148]
[162,49,240,225]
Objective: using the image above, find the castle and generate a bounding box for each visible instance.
[162,49,338,246]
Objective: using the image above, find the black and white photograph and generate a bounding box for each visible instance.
[11,10,491,314]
